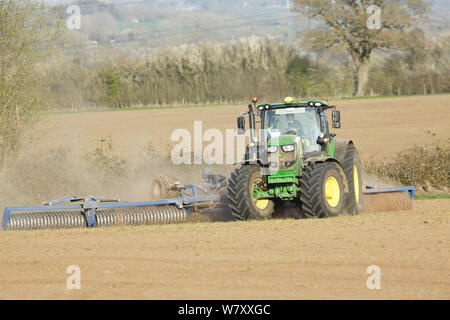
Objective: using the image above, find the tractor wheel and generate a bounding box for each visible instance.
[300,162,345,218]
[150,174,179,200]
[227,165,275,220]
[342,144,364,214]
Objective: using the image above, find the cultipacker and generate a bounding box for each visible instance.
[2,170,230,231]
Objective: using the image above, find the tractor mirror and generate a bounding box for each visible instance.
[332,122,341,129]
[332,110,341,128]
[332,110,340,122]
[237,116,245,135]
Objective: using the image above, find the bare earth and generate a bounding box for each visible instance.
[0,199,448,300]
[1,95,449,300]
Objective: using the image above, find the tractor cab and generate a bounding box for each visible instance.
[237,97,341,161]
[263,103,322,154]
[261,97,341,155]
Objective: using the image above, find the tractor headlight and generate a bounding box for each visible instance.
[285,161,295,168]
[267,146,278,153]
[269,161,278,168]
[281,144,295,152]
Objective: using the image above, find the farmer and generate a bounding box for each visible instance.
[286,113,305,136]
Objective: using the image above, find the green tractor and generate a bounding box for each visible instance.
[227,97,364,220]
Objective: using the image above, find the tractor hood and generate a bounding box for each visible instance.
[267,135,296,146]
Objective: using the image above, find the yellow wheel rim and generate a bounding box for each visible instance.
[253,178,269,210]
[325,177,340,208]
[255,199,269,209]
[354,165,360,203]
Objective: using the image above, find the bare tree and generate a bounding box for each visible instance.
[292,0,429,96]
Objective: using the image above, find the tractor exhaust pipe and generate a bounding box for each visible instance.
[247,104,260,164]
[248,104,257,144]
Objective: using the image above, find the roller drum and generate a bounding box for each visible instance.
[95,205,188,227]
[5,205,188,231]
[7,211,87,231]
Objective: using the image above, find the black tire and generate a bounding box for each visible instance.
[227,165,275,220]
[342,145,364,214]
[150,174,179,200]
[300,162,345,218]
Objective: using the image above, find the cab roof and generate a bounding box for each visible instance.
[257,100,329,109]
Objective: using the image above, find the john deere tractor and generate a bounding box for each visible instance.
[227,97,364,220]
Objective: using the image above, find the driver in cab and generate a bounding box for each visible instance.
[286,113,311,147]
[286,114,305,136]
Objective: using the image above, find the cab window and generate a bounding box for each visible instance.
[320,112,329,137]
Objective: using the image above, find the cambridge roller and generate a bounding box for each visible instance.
[2,170,230,232]
[5,205,188,231]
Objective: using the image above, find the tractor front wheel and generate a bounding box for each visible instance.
[227,165,275,220]
[300,162,345,218]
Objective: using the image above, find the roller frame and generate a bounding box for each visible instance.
[363,185,415,199]
[2,179,228,231]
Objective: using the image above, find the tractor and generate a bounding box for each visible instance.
[227,97,364,220]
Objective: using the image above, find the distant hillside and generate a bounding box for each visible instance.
[52,0,449,55]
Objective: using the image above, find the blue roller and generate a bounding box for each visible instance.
[1,170,230,231]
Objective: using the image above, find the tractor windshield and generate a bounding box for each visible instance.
[263,107,321,152]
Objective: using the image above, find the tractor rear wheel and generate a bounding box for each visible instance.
[342,145,364,214]
[227,165,275,220]
[300,162,345,218]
